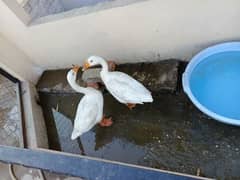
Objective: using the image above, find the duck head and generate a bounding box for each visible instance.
[82,56,105,71]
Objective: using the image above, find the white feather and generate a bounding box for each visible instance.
[71,90,103,139]
[67,69,103,140]
[86,56,153,105]
[102,71,153,104]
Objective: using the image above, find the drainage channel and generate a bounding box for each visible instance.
[37,61,240,179]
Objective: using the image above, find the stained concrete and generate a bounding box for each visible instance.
[39,90,240,180]
[37,60,179,93]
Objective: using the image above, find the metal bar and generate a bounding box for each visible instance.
[0,68,19,83]
[16,82,26,148]
[0,145,207,180]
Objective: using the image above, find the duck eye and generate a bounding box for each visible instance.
[90,60,93,63]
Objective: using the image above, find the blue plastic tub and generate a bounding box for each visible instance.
[183,42,240,126]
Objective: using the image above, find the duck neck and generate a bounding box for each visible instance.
[68,77,89,95]
[99,59,109,77]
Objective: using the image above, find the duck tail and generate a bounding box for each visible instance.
[142,94,153,103]
[71,128,83,140]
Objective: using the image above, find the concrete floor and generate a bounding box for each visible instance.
[40,91,240,180]
[37,61,240,179]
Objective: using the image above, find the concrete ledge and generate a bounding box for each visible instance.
[37,60,180,93]
[0,145,211,180]
[21,82,48,149]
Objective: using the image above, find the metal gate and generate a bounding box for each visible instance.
[0,68,24,148]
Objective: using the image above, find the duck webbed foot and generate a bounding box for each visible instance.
[126,103,136,110]
[99,116,113,127]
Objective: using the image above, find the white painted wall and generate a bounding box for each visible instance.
[1,0,240,70]
[0,34,42,83]
[16,0,24,4]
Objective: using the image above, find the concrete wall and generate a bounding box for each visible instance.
[1,0,240,70]
[2,0,31,25]
[0,34,42,83]
[16,0,24,5]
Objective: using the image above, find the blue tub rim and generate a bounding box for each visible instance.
[182,42,240,126]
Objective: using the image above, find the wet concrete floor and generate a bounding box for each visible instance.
[40,89,240,180]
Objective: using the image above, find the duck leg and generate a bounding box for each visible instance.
[77,137,86,155]
[126,103,136,110]
[99,116,113,127]
[107,61,116,71]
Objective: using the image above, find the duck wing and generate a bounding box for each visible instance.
[105,71,153,104]
[72,95,99,139]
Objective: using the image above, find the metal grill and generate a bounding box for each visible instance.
[0,72,22,147]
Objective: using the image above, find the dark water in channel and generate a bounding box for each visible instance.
[39,91,240,180]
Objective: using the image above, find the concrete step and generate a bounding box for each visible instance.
[37,60,180,93]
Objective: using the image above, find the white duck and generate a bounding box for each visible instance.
[82,56,153,109]
[67,65,112,140]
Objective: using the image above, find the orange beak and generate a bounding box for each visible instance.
[82,62,90,71]
[72,65,80,73]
